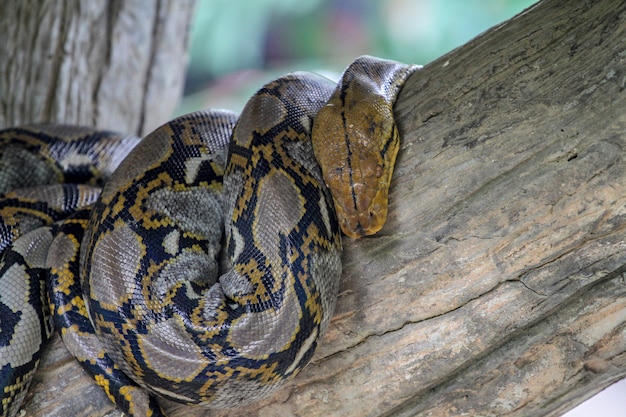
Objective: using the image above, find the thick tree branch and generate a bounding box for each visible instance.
[0,0,194,135]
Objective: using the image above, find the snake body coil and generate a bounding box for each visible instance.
[0,56,416,416]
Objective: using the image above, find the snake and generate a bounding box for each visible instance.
[0,56,417,417]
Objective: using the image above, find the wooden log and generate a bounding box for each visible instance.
[15,0,626,415]
[0,0,194,135]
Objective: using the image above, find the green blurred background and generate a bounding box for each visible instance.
[179,0,538,113]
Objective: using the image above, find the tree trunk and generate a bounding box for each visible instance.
[11,0,626,416]
[0,0,194,135]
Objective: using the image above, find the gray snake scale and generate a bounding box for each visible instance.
[0,56,417,416]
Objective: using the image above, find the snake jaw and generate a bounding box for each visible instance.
[337,184,389,239]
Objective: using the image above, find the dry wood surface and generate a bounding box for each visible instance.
[0,0,194,135]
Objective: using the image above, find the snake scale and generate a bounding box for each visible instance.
[0,56,417,417]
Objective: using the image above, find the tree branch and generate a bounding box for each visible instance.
[0,0,194,135]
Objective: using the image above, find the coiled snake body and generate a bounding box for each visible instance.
[0,56,416,416]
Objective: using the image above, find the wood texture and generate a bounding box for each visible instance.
[13,0,626,416]
[0,0,194,135]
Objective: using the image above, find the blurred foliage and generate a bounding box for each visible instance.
[181,0,537,113]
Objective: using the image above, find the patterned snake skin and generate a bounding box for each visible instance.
[0,56,417,417]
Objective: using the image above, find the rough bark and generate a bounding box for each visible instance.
[0,0,194,135]
[12,0,626,416]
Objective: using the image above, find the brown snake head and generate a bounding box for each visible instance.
[312,56,418,238]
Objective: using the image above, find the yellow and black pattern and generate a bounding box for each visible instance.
[0,129,141,417]
[0,185,102,417]
[47,207,167,417]
[81,75,342,408]
[0,225,57,416]
[0,125,139,194]
[0,56,416,417]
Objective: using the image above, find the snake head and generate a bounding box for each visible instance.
[312,96,400,239]
[312,56,417,238]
